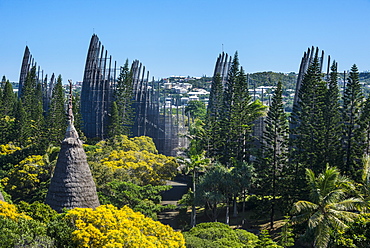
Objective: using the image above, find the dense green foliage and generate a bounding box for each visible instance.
[258,81,289,229]
[98,180,172,219]
[341,64,364,181]
[113,59,134,136]
[205,52,266,164]
[184,222,281,248]
[185,100,206,121]
[333,213,370,247]
[47,75,66,145]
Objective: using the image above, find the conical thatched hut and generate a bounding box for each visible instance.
[45,81,100,212]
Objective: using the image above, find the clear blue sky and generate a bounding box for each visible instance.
[1,0,370,82]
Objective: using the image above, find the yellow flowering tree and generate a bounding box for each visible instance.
[0,142,21,156]
[101,150,177,185]
[87,135,178,186]
[66,204,185,248]
[0,200,32,221]
[1,155,49,202]
[0,142,22,176]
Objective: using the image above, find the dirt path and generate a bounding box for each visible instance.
[158,176,188,230]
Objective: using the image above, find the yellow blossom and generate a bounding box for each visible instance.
[66,204,185,248]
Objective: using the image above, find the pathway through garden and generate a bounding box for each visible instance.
[158,175,188,230]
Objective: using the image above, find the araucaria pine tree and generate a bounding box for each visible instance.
[205,73,224,158]
[323,61,342,167]
[341,64,364,180]
[14,101,29,146]
[0,80,16,143]
[219,52,240,164]
[219,52,265,164]
[47,75,66,145]
[1,80,16,117]
[259,81,289,229]
[114,59,134,136]
[290,53,328,175]
[108,101,121,138]
[18,66,44,146]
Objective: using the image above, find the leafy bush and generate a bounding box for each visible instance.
[184,222,258,248]
[0,202,55,247]
[17,201,58,223]
[334,213,370,247]
[98,180,173,219]
[0,216,54,248]
[46,214,78,248]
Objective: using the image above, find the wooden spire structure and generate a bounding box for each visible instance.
[45,80,100,212]
[80,34,188,156]
[80,34,116,139]
[18,45,56,112]
[213,52,231,86]
[293,46,329,105]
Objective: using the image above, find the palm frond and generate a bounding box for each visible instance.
[308,211,324,229]
[292,200,318,214]
[314,221,331,248]
[328,209,358,226]
[333,197,365,211]
[322,189,346,205]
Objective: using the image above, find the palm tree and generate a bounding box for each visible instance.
[178,151,210,227]
[359,155,370,205]
[291,166,364,248]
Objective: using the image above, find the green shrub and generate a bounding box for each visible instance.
[184,222,259,248]
[0,216,52,248]
[17,201,57,223]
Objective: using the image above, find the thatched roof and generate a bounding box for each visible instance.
[45,81,100,212]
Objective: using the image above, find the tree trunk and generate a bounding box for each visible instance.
[233,196,238,217]
[191,170,196,227]
[242,189,246,213]
[226,197,229,225]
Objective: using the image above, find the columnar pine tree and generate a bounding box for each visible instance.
[219,52,240,164]
[108,101,121,138]
[290,53,328,174]
[205,73,224,158]
[323,61,342,167]
[229,67,251,161]
[21,67,37,109]
[1,80,16,116]
[0,80,16,144]
[259,81,289,229]
[18,67,44,146]
[219,52,265,164]
[14,101,29,146]
[341,64,363,180]
[47,75,66,145]
[115,60,134,136]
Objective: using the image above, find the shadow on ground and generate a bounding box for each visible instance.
[158,175,189,230]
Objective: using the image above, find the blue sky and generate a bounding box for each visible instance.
[1,0,370,82]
